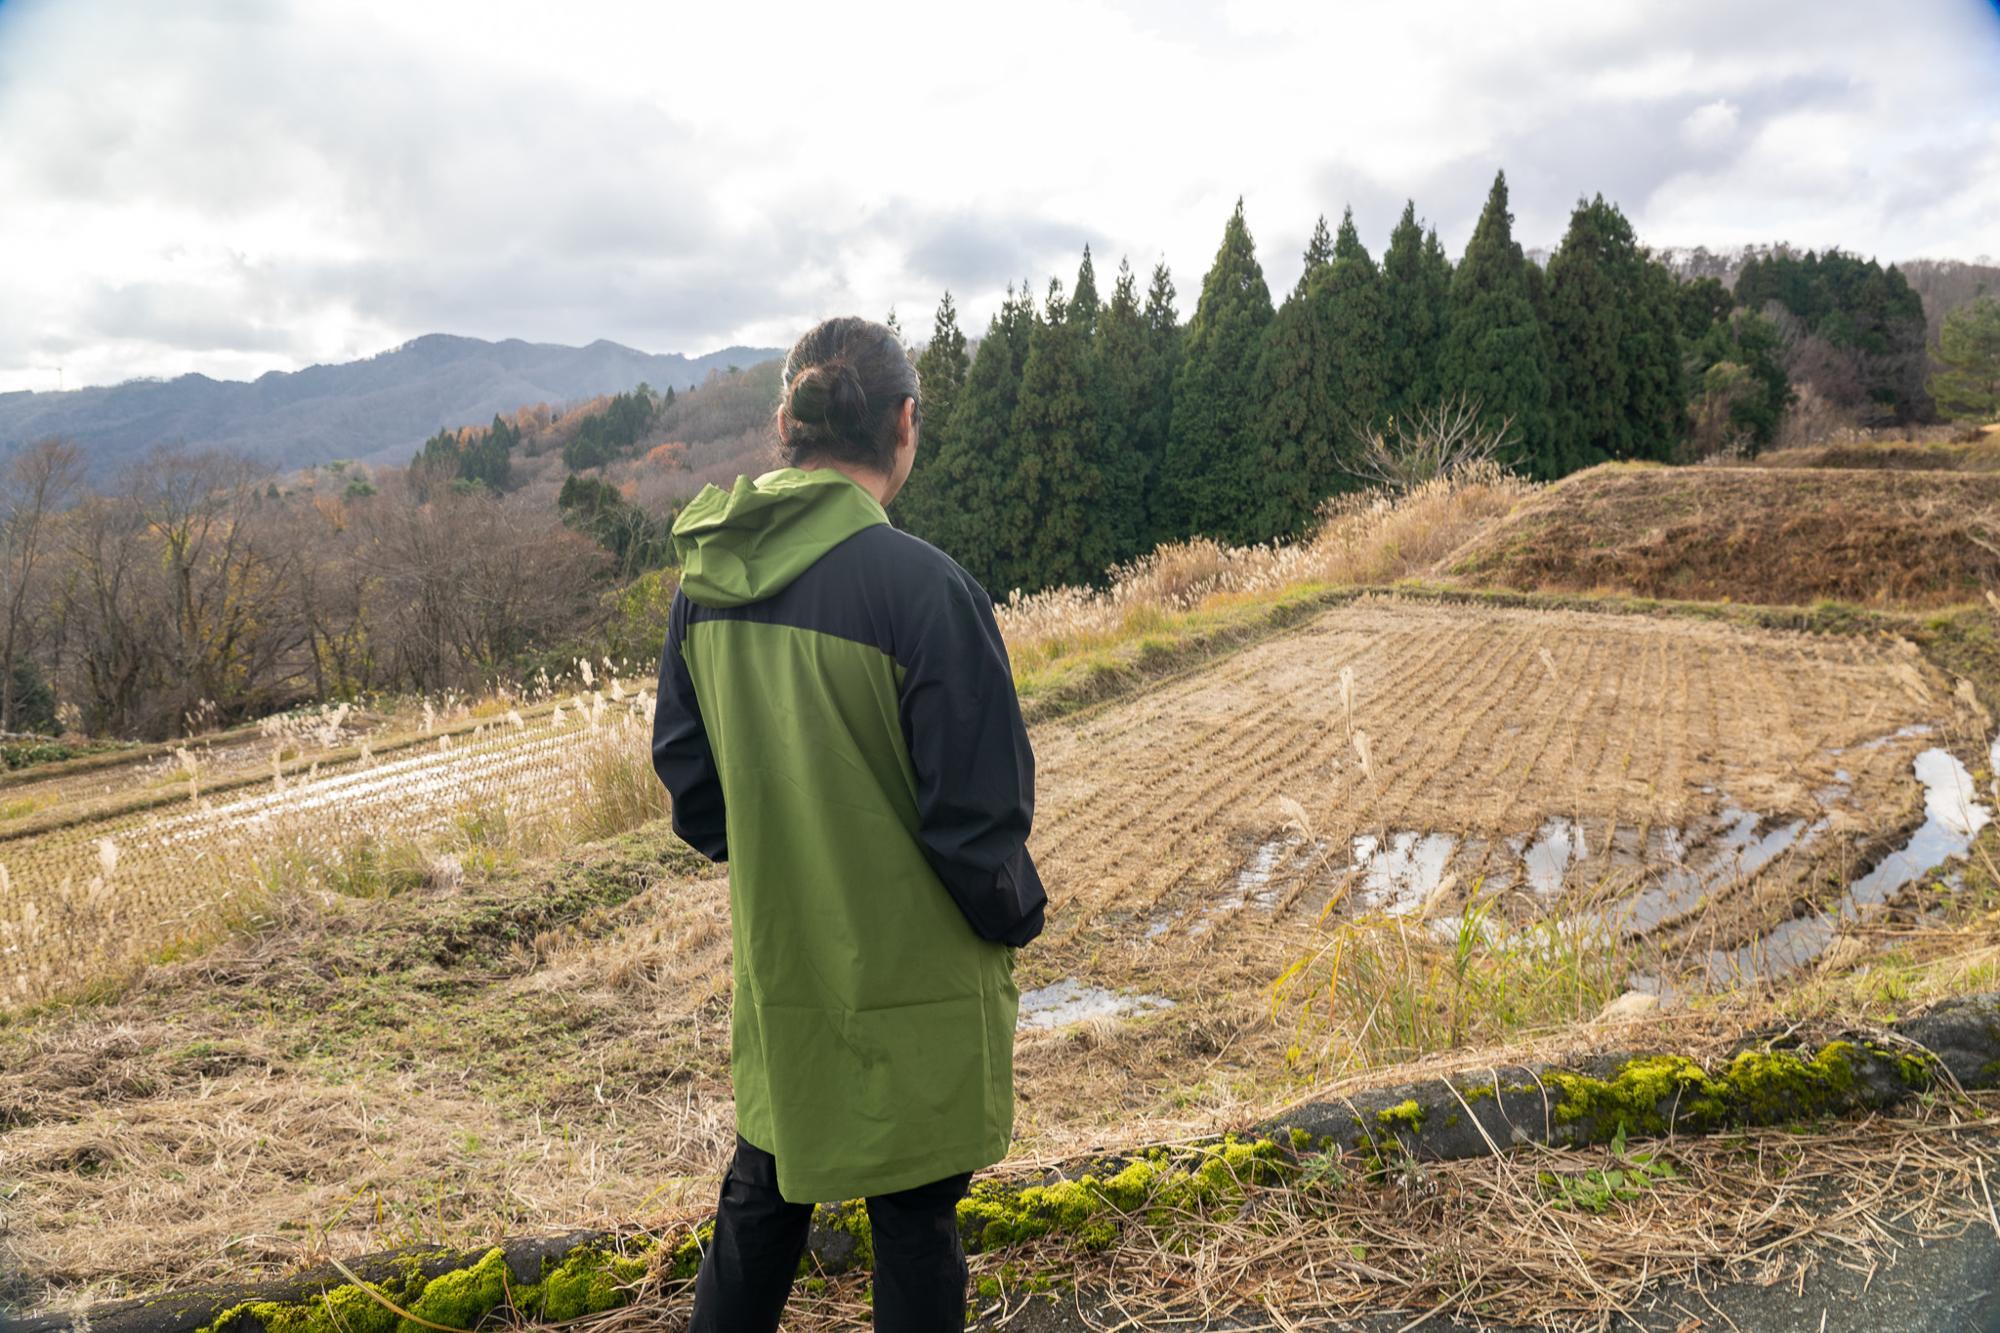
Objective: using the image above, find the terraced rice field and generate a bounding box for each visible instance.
[6,598,1984,1012]
[0,688,654,1003]
[1026,597,1985,1006]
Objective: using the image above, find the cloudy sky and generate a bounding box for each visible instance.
[1,0,1996,394]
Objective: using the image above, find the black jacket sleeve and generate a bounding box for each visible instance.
[898,564,1047,947]
[651,590,728,862]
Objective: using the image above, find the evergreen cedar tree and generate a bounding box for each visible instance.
[1544,195,1687,472]
[1437,171,1557,478]
[879,171,1952,598]
[1089,258,1157,565]
[1929,297,2000,421]
[1382,203,1455,421]
[996,276,1100,591]
[889,291,969,543]
[1160,199,1275,544]
[1138,260,1183,550]
[1319,210,1389,473]
[1251,216,1342,538]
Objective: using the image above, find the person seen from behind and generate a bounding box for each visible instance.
[652,316,1047,1331]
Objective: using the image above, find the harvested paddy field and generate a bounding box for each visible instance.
[1029,597,1981,984]
[1441,464,2000,607]
[5,594,1992,1311]
[0,691,653,1005]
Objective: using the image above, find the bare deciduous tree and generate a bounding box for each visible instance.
[0,438,82,732]
[1345,395,1517,494]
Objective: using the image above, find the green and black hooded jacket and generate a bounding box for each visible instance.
[652,466,1045,1203]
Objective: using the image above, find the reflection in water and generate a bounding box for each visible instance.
[1355,831,1458,916]
[1696,746,1993,985]
[1521,818,1585,896]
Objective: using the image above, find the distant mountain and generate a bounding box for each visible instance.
[0,334,785,478]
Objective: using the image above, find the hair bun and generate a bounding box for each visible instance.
[774,316,917,470]
[786,361,869,434]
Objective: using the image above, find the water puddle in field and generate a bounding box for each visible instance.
[1183,720,1972,963]
[1520,819,1586,896]
[1693,745,1994,985]
[1016,978,1175,1030]
[1353,832,1458,916]
[1598,808,1820,938]
[1858,724,1935,750]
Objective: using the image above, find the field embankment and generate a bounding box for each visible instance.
[1440,464,2000,608]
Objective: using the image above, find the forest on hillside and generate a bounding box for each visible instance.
[2,169,1992,743]
[0,364,787,742]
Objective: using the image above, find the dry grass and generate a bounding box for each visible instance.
[1752,437,2000,473]
[997,464,1532,677]
[0,849,741,1302]
[1270,888,1642,1082]
[997,1099,2000,1332]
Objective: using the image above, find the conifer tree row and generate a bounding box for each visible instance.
[892,172,1786,596]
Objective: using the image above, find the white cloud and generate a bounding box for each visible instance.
[1680,99,1740,149]
[0,0,1996,392]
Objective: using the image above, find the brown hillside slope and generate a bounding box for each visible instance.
[1441,464,2000,608]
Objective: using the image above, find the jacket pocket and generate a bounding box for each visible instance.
[843,995,991,1135]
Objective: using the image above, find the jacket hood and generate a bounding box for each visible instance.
[671,467,889,607]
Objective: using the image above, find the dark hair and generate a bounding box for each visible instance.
[776,316,920,471]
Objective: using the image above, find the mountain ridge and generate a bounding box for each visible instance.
[0,333,786,477]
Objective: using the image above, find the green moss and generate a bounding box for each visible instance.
[1375,1099,1425,1133]
[1544,1055,1713,1135]
[669,1221,715,1282]
[820,1198,875,1269]
[400,1247,510,1332]
[200,1275,418,1333]
[532,1244,650,1320]
[1717,1043,1857,1121]
[1537,1040,1932,1143]
[955,1136,1292,1256]
[1862,1041,1936,1088]
[199,1240,661,1333]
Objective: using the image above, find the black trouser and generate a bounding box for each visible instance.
[689,1135,974,1332]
